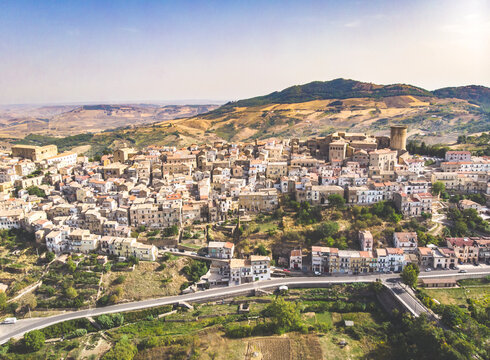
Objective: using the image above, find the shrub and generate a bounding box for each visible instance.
[113,275,126,285]
[23,330,45,352]
[66,328,87,339]
[225,324,252,338]
[102,336,137,360]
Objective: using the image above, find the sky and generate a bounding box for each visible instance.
[0,0,489,105]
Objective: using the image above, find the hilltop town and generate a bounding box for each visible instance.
[0,125,488,298]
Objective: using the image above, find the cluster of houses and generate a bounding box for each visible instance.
[203,241,271,286]
[290,231,490,275]
[0,127,487,287]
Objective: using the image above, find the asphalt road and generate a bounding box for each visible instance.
[0,268,488,344]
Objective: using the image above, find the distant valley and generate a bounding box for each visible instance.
[0,103,219,138]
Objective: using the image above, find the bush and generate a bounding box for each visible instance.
[225,324,252,338]
[113,275,126,285]
[102,336,137,360]
[41,318,97,339]
[23,330,45,352]
[45,251,55,263]
[96,313,124,329]
[66,328,87,339]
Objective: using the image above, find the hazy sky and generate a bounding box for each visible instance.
[0,0,489,105]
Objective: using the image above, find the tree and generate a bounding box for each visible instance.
[45,251,55,263]
[315,221,339,239]
[432,182,445,196]
[263,297,302,333]
[401,263,420,288]
[65,286,78,299]
[0,291,6,311]
[256,244,270,256]
[66,259,76,273]
[102,336,137,360]
[371,280,384,294]
[24,330,45,352]
[26,186,46,198]
[328,194,345,209]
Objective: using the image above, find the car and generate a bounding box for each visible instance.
[205,255,210,258]
[459,269,467,273]
[283,269,290,273]
[178,249,185,253]
[1,317,17,324]
[314,271,321,276]
[425,268,432,272]
[191,252,197,256]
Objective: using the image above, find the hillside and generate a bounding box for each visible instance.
[0,103,218,138]
[229,78,432,107]
[6,79,490,156]
[434,85,490,110]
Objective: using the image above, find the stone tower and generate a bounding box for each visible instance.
[390,125,408,151]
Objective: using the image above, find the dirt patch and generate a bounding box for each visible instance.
[77,334,112,359]
[245,337,291,360]
[102,258,190,302]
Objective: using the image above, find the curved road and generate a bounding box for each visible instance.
[0,268,488,344]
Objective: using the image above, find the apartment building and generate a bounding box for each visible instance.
[238,188,279,212]
[289,249,302,270]
[359,230,373,251]
[208,241,234,259]
[446,237,479,264]
[393,232,418,253]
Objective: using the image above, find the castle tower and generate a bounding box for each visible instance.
[390,125,407,151]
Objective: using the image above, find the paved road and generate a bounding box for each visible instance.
[0,268,488,344]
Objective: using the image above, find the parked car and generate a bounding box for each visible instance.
[314,271,321,276]
[425,268,432,272]
[191,252,197,256]
[283,269,290,273]
[459,269,467,273]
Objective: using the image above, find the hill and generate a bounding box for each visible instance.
[434,85,490,110]
[0,103,218,138]
[6,79,490,156]
[229,78,432,107]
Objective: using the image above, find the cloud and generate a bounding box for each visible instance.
[344,20,361,28]
[120,27,141,33]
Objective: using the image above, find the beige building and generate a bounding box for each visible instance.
[446,238,478,264]
[11,144,58,161]
[129,202,182,229]
[328,141,347,162]
[266,162,288,180]
[239,188,279,212]
[113,148,137,163]
[369,149,397,171]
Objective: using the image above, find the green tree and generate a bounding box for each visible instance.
[328,194,346,209]
[65,286,78,299]
[24,330,45,352]
[102,336,137,360]
[315,221,339,239]
[401,263,420,288]
[26,186,46,198]
[0,291,6,311]
[256,244,270,256]
[66,259,76,273]
[371,280,384,294]
[45,251,55,263]
[432,182,445,196]
[263,297,302,333]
